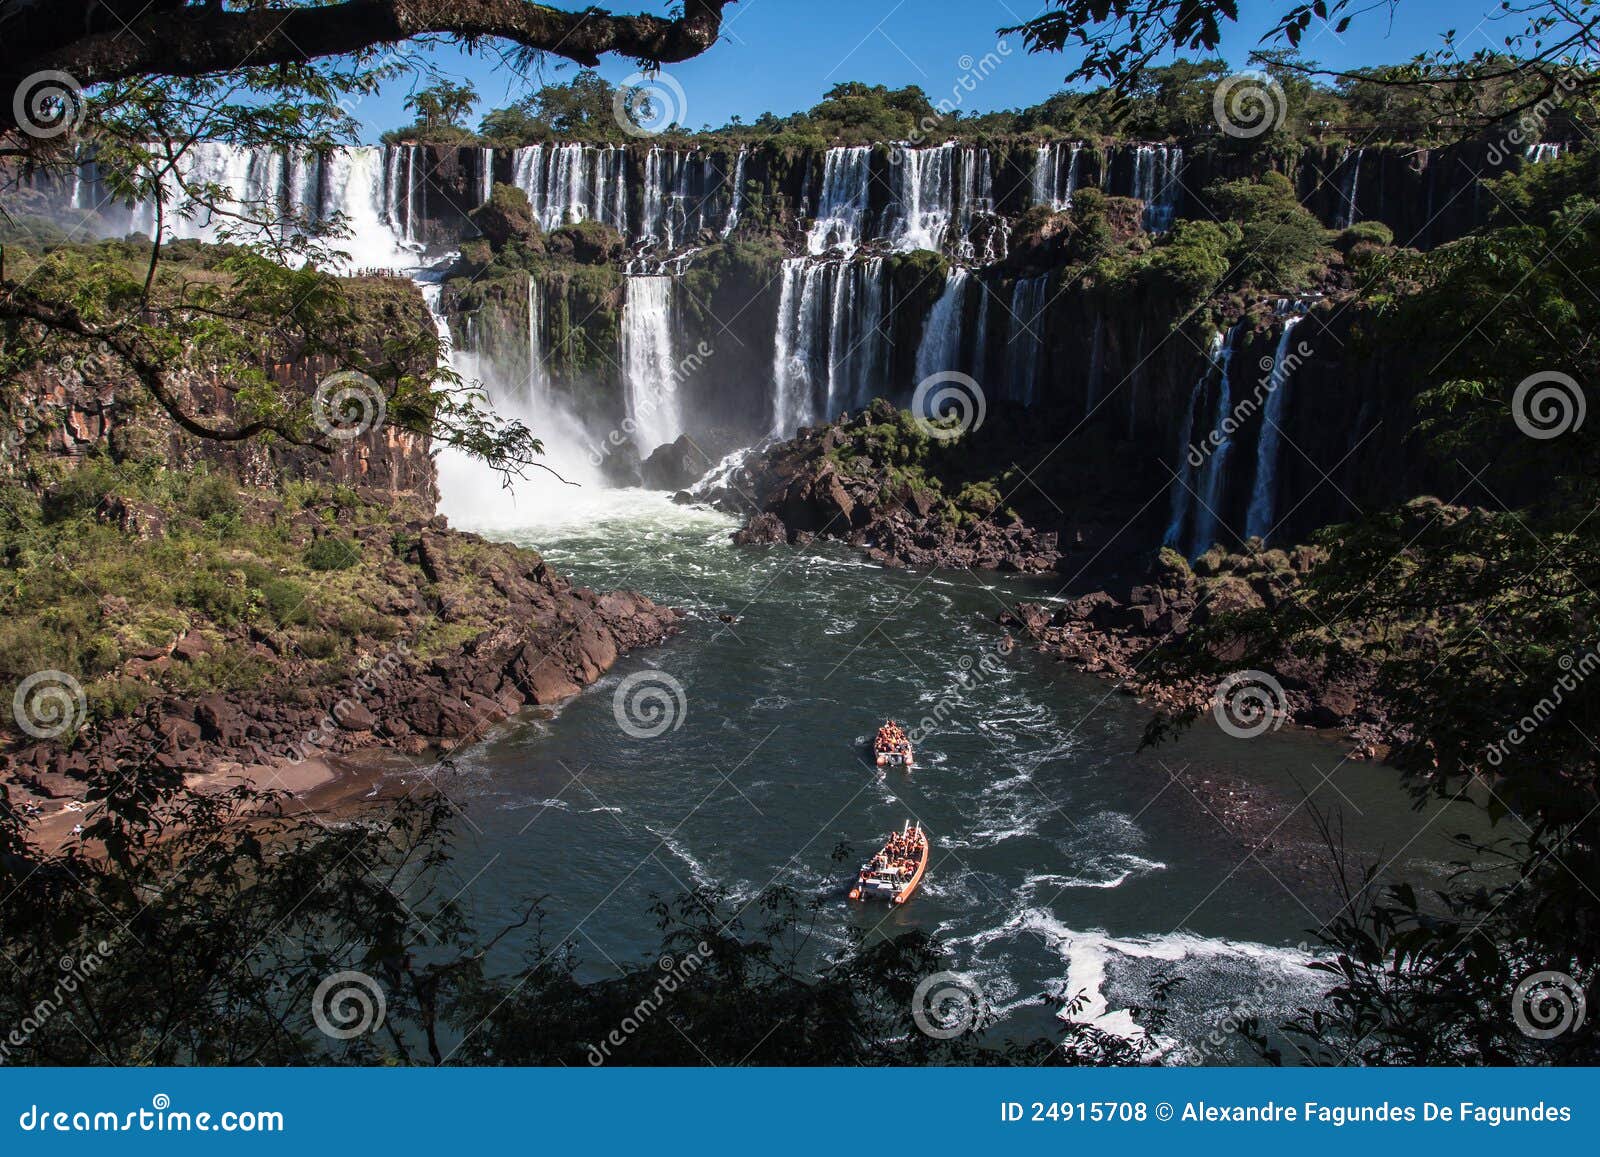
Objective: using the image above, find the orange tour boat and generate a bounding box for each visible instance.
[848,820,930,904]
[872,719,914,769]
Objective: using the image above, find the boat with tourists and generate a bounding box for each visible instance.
[872,720,914,768]
[848,820,930,904]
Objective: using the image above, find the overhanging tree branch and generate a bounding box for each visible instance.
[0,0,734,132]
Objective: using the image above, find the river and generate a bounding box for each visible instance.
[417,477,1471,1063]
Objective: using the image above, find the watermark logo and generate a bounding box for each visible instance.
[1512,371,1585,440]
[613,71,688,137]
[1213,72,1287,140]
[910,371,986,441]
[586,941,712,1064]
[311,371,387,442]
[311,970,386,1040]
[1211,670,1287,739]
[12,670,86,739]
[1511,970,1587,1040]
[911,971,987,1039]
[14,71,86,139]
[612,669,687,739]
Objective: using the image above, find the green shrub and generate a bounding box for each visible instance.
[304,537,360,572]
[259,577,312,626]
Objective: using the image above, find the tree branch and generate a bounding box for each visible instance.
[2,1,733,130]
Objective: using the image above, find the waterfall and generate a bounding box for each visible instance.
[1188,325,1243,555]
[1527,142,1563,163]
[891,143,956,253]
[722,148,748,237]
[1163,331,1226,551]
[526,275,550,407]
[913,267,970,381]
[1339,148,1363,229]
[1031,142,1082,210]
[477,146,496,205]
[106,142,414,268]
[384,145,407,239]
[404,144,424,244]
[428,273,605,525]
[621,276,683,453]
[1005,275,1049,405]
[771,259,826,432]
[512,144,628,235]
[1129,145,1183,232]
[970,281,990,380]
[771,257,886,432]
[1243,313,1306,542]
[808,147,872,254]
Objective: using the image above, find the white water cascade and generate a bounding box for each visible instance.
[1125,145,1184,232]
[913,267,971,382]
[620,276,683,453]
[1163,331,1227,551]
[87,142,416,269]
[430,275,605,528]
[512,143,629,235]
[1005,276,1050,405]
[1339,148,1363,229]
[808,147,873,254]
[771,257,886,433]
[722,148,748,237]
[1030,142,1083,210]
[890,142,958,253]
[1243,313,1307,542]
[1186,325,1244,556]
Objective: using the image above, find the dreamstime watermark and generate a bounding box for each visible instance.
[11,670,86,740]
[0,939,113,1065]
[587,340,714,467]
[311,970,386,1040]
[905,638,1012,747]
[586,942,713,1064]
[1511,970,1587,1040]
[1484,642,1600,767]
[311,370,387,442]
[1186,337,1314,468]
[910,371,986,441]
[613,71,689,138]
[1192,941,1313,1060]
[284,640,412,764]
[1211,670,1288,739]
[1511,370,1586,440]
[1213,72,1287,139]
[612,669,687,739]
[13,70,86,139]
[911,970,988,1039]
[900,40,1014,150]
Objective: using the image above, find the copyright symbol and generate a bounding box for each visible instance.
[1156,1102,1174,1121]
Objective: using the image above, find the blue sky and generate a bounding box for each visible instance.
[356,0,1508,141]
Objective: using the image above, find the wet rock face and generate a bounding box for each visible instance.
[714,410,1066,574]
[996,544,1402,759]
